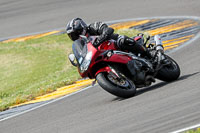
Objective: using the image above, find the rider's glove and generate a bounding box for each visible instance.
[93,35,107,47]
[93,27,114,48]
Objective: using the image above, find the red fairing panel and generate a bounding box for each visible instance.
[134,36,142,41]
[103,54,132,64]
[99,40,118,50]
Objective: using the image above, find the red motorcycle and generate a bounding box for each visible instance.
[68,34,180,98]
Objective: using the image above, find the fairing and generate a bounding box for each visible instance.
[72,37,132,78]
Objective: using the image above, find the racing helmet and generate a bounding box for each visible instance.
[66,18,87,41]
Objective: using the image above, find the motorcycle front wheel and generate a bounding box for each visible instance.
[96,72,136,98]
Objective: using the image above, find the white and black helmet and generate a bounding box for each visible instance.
[66,18,87,41]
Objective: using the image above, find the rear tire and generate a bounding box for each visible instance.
[156,55,180,82]
[96,72,136,98]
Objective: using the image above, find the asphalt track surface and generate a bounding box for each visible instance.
[0,0,200,133]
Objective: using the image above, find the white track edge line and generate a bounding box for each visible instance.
[170,123,200,133]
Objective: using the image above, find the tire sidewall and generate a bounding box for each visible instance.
[96,72,136,98]
[156,55,181,82]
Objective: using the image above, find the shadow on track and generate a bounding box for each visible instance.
[112,71,200,101]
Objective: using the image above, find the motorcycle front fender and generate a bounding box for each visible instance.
[95,66,111,77]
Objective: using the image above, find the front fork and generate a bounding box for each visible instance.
[94,65,123,86]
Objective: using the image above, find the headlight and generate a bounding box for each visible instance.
[80,51,92,73]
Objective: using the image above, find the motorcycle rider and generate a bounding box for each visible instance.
[66,18,164,64]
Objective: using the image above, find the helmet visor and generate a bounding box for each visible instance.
[68,31,80,41]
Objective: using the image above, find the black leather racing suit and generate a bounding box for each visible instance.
[87,22,148,56]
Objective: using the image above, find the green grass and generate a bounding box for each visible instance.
[0,29,144,111]
[185,128,200,133]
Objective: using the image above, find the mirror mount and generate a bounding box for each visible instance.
[79,35,89,43]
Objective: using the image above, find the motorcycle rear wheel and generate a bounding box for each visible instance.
[96,72,136,98]
[156,55,180,82]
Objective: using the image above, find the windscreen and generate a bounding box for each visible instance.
[72,39,88,65]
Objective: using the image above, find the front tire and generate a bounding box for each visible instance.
[156,55,180,82]
[96,72,136,98]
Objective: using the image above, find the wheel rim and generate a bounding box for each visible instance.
[106,73,134,89]
[165,59,178,71]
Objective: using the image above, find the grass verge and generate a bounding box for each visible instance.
[185,128,200,133]
[0,29,145,111]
